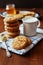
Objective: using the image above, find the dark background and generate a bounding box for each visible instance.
[0,0,43,8]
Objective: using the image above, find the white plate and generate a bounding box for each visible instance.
[0,11,40,18]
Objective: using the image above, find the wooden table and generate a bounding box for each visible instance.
[0,8,43,65]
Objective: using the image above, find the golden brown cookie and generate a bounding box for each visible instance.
[28,11,35,16]
[4,14,24,23]
[4,15,19,25]
[14,14,24,19]
[5,25,19,31]
[7,33,20,38]
[11,36,31,50]
[4,19,18,24]
[6,30,20,38]
[21,11,35,17]
[6,30,20,35]
[4,21,19,27]
[5,28,19,32]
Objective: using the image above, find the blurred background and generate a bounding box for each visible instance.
[0,0,43,8]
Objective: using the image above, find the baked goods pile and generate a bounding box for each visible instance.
[4,16,20,38]
[11,36,31,50]
[3,11,32,51]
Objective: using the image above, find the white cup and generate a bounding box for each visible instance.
[22,16,40,36]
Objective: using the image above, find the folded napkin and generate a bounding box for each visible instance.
[0,25,43,55]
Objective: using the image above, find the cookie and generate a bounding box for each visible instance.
[11,36,31,50]
[23,11,35,17]
[5,28,19,32]
[13,14,24,19]
[5,25,19,31]
[4,14,24,23]
[6,30,20,38]
[4,16,15,23]
[7,33,20,38]
[4,19,18,24]
[6,30,20,35]
[4,21,19,27]
[28,11,35,16]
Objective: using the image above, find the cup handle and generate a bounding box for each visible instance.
[37,20,40,27]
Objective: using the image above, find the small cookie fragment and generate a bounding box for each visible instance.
[0,34,7,42]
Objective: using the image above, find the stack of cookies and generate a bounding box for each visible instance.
[4,16,20,38]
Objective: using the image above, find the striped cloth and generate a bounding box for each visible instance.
[0,26,43,55]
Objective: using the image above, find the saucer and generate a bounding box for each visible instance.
[0,11,7,17]
[0,11,40,18]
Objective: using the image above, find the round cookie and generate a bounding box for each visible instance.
[5,28,19,32]
[4,21,19,27]
[4,14,24,23]
[5,25,19,31]
[6,30,20,38]
[7,33,20,38]
[11,36,31,50]
[4,19,19,24]
[20,11,35,17]
[4,16,17,23]
[28,11,35,16]
[6,30,20,35]
[13,13,24,19]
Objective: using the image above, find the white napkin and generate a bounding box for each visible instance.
[0,25,43,55]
